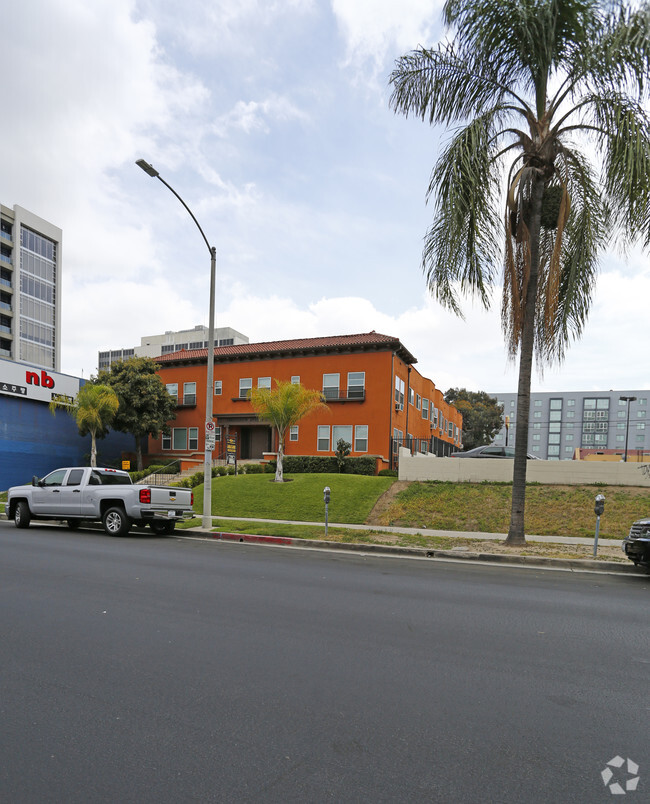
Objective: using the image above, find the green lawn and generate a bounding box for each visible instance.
[374,481,648,539]
[193,472,394,524]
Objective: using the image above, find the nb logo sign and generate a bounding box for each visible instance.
[25,370,55,389]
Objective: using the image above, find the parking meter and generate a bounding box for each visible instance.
[593,494,605,556]
[323,486,331,537]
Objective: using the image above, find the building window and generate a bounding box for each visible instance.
[432,406,438,427]
[534,400,542,407]
[408,388,414,405]
[394,377,405,409]
[637,422,646,430]
[347,372,365,399]
[422,398,429,419]
[547,445,560,456]
[550,399,562,409]
[565,434,574,441]
[532,445,540,452]
[565,446,573,453]
[416,394,421,411]
[291,375,300,385]
[548,433,560,444]
[549,410,561,421]
[533,423,541,429]
[534,411,541,418]
[618,410,627,418]
[166,383,178,401]
[239,378,252,398]
[639,398,647,405]
[162,433,171,450]
[616,435,625,442]
[332,425,353,449]
[567,399,575,407]
[290,426,299,441]
[636,435,645,443]
[637,410,646,418]
[567,411,575,418]
[355,425,368,452]
[533,434,541,441]
[317,425,330,451]
[189,428,198,451]
[172,428,187,451]
[214,380,222,395]
[258,377,271,389]
[183,382,196,405]
[323,374,340,400]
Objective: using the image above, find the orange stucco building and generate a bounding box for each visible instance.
[150,331,462,472]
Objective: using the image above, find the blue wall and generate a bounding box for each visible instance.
[0,395,134,490]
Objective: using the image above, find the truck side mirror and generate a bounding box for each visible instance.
[32,476,40,486]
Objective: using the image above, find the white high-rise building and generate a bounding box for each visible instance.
[98,325,249,371]
[0,204,62,371]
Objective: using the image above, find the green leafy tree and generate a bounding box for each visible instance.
[249,380,327,482]
[49,383,119,467]
[335,438,352,472]
[445,389,504,450]
[96,357,177,470]
[390,0,650,544]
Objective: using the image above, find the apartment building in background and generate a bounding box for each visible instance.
[1,204,62,371]
[150,331,463,471]
[491,390,650,460]
[98,325,248,371]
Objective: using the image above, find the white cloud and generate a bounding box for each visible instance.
[331,0,443,77]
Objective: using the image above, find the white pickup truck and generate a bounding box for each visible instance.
[7,467,195,536]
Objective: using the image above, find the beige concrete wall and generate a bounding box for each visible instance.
[398,448,650,487]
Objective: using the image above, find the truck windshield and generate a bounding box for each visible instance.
[91,471,132,486]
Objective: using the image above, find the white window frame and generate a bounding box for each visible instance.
[239,378,252,398]
[317,425,330,451]
[258,377,271,389]
[214,380,222,395]
[172,428,187,451]
[347,372,365,399]
[354,425,368,453]
[183,382,196,405]
[166,383,178,401]
[189,427,199,451]
[322,373,340,400]
[332,425,353,450]
[162,433,171,450]
[422,398,429,419]
[291,375,300,385]
[289,425,299,442]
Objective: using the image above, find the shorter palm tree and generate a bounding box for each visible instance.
[249,381,327,482]
[50,383,119,467]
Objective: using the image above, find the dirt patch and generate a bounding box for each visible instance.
[366,481,410,524]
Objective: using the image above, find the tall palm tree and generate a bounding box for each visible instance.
[50,383,119,467]
[249,380,327,482]
[390,0,650,544]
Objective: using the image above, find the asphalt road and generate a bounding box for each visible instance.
[1,521,648,803]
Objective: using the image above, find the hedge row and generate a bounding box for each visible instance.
[266,455,377,475]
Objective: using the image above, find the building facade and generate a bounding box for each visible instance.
[150,332,463,471]
[98,325,248,371]
[0,357,132,490]
[491,390,650,460]
[1,204,62,371]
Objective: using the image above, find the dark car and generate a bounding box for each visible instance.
[622,518,650,569]
[450,445,540,459]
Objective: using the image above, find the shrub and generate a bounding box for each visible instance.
[378,468,398,477]
[245,463,265,474]
[265,455,377,475]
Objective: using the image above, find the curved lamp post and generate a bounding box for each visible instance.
[136,159,216,529]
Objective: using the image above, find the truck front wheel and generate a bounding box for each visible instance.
[14,501,31,529]
[103,506,131,537]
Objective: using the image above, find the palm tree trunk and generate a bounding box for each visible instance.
[90,430,97,468]
[275,428,284,482]
[506,178,545,546]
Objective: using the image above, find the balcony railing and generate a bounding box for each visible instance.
[323,389,365,403]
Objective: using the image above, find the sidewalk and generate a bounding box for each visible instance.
[181,516,643,575]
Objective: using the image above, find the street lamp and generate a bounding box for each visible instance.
[136,159,217,529]
[619,395,637,463]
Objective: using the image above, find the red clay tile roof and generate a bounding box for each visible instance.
[155,331,417,366]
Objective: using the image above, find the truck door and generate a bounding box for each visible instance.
[58,468,85,517]
[31,469,68,514]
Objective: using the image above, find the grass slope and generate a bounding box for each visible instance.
[375,481,649,539]
[193,473,394,524]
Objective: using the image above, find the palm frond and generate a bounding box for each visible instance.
[422,113,505,315]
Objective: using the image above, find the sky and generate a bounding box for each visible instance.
[3,0,649,393]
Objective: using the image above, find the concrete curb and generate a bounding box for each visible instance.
[179,528,647,575]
